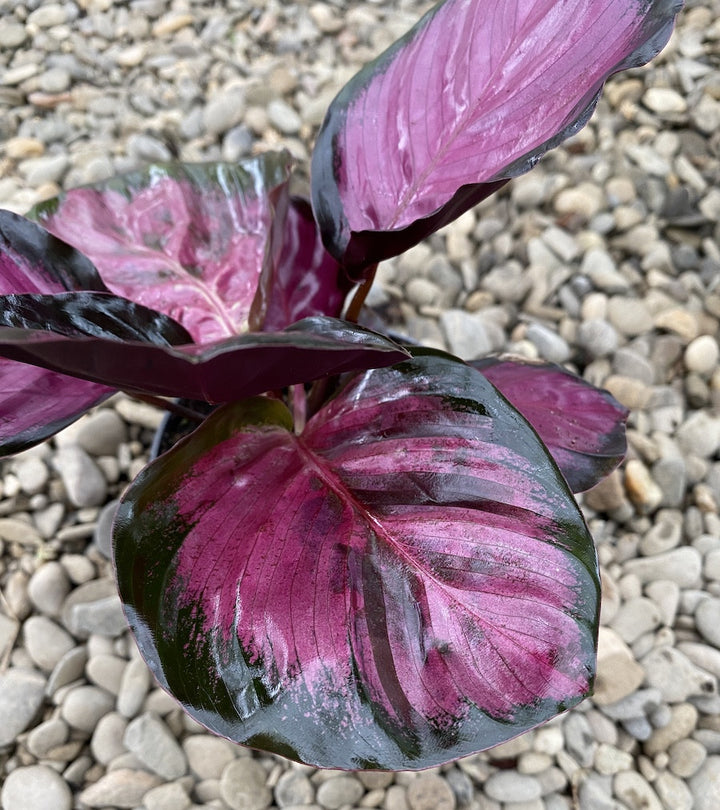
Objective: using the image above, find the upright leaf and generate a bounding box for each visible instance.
[114,351,599,770]
[312,0,682,272]
[254,197,353,331]
[473,357,629,493]
[31,156,293,343]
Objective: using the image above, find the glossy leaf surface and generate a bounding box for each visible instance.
[312,0,682,272]
[0,209,107,294]
[256,196,352,331]
[114,351,599,770]
[0,358,112,455]
[473,357,629,493]
[31,155,293,343]
[0,317,408,402]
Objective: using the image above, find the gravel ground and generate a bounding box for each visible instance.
[1,0,720,808]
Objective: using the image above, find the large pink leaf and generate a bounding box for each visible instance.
[114,350,599,770]
[473,357,629,493]
[0,358,112,454]
[31,155,293,343]
[311,0,682,272]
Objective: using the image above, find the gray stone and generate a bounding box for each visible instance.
[274,770,315,807]
[316,776,365,810]
[77,768,162,808]
[86,653,127,694]
[143,782,192,810]
[0,765,72,810]
[91,711,129,765]
[61,685,114,732]
[53,446,108,507]
[0,670,45,747]
[641,646,716,702]
[563,712,597,768]
[203,90,245,135]
[577,319,618,358]
[267,99,301,134]
[439,309,493,359]
[117,656,151,718]
[76,410,128,456]
[123,712,187,780]
[668,737,706,778]
[94,498,119,559]
[685,334,719,374]
[28,561,71,617]
[623,547,702,588]
[23,615,75,671]
[220,758,272,810]
[15,457,49,496]
[609,597,661,644]
[46,646,87,696]
[525,322,571,363]
[19,154,70,186]
[67,593,127,638]
[127,133,173,163]
[689,756,720,810]
[483,771,542,803]
[26,718,69,759]
[614,771,662,810]
[695,597,720,648]
[676,411,720,458]
[407,774,456,810]
[183,734,236,780]
[654,772,693,810]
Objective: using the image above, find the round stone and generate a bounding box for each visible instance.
[220,759,271,810]
[1,765,72,810]
[274,770,315,807]
[183,734,236,780]
[668,738,707,778]
[28,561,70,617]
[407,774,456,810]
[316,776,364,810]
[695,598,720,648]
[685,335,719,375]
[689,756,720,810]
[61,685,114,733]
[484,771,542,803]
[23,615,75,671]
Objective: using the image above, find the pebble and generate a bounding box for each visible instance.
[685,334,719,374]
[0,669,46,747]
[668,737,707,777]
[274,770,315,807]
[117,656,151,718]
[27,561,70,617]
[695,597,720,648]
[439,309,493,359]
[641,646,716,702]
[406,775,456,810]
[123,712,187,780]
[176,735,235,781]
[143,782,192,810]
[614,771,663,810]
[75,410,128,456]
[623,547,702,588]
[53,446,108,508]
[23,615,75,671]
[220,759,272,810]
[594,627,645,705]
[688,756,720,810]
[0,765,72,810]
[483,772,542,803]
[61,685,114,732]
[77,768,163,808]
[91,712,129,765]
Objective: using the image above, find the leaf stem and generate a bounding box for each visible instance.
[126,392,207,422]
[344,264,378,323]
[291,384,307,435]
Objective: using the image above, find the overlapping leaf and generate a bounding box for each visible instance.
[0,317,408,402]
[473,357,629,493]
[0,359,112,454]
[312,0,682,272]
[114,351,599,770]
[31,156,293,341]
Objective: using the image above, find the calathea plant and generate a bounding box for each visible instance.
[0,0,680,771]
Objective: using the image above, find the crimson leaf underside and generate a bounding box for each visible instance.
[114,351,599,770]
